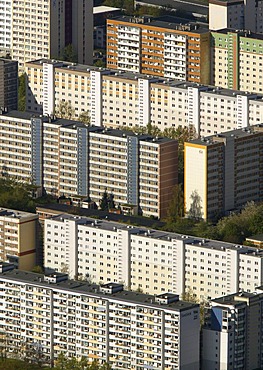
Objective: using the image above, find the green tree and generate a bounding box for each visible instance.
[187,190,203,220]
[60,44,78,63]
[0,177,35,212]
[18,73,26,111]
[166,183,184,223]
[99,190,109,211]
[31,266,44,274]
[78,111,90,126]
[55,100,74,119]
[94,59,106,68]
[108,193,115,209]
[146,122,162,137]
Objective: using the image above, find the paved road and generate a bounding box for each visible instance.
[135,0,208,17]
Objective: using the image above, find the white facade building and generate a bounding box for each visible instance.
[25,59,263,136]
[209,0,263,33]
[202,291,263,370]
[184,125,263,220]
[43,213,263,301]
[0,0,12,54]
[0,263,200,369]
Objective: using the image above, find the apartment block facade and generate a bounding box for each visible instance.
[10,0,93,72]
[0,110,178,218]
[184,125,263,220]
[202,291,263,369]
[0,264,200,369]
[0,208,38,270]
[209,0,263,33]
[25,59,263,136]
[211,29,263,93]
[0,58,18,110]
[43,212,263,301]
[0,0,12,54]
[106,16,210,83]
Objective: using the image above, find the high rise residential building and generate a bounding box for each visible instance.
[0,58,18,110]
[42,211,263,300]
[106,16,211,83]
[184,125,263,220]
[202,291,263,370]
[209,0,263,33]
[211,29,263,93]
[25,59,263,135]
[10,0,93,72]
[0,208,38,270]
[0,110,178,218]
[0,263,200,369]
[0,0,12,55]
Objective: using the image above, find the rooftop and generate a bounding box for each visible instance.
[212,28,263,41]
[0,110,174,144]
[48,213,263,257]
[108,15,209,34]
[0,208,38,220]
[0,268,198,312]
[24,59,263,100]
[93,5,120,14]
[188,124,263,147]
[135,0,208,17]
[212,291,262,306]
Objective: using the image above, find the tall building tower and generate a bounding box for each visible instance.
[0,58,18,110]
[202,291,263,370]
[0,208,38,270]
[209,0,263,33]
[11,0,93,72]
[107,16,210,84]
[184,125,263,220]
[0,0,12,55]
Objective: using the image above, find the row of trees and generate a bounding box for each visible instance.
[165,201,263,245]
[0,357,111,370]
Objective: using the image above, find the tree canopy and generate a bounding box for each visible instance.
[164,201,263,245]
[0,177,35,212]
[18,73,26,112]
[99,191,116,211]
[55,100,74,120]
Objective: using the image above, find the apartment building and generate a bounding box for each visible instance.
[106,16,210,83]
[185,125,263,220]
[209,0,263,33]
[43,212,263,300]
[0,110,177,218]
[0,263,200,369]
[0,208,38,270]
[0,0,12,55]
[202,291,263,369]
[0,58,18,110]
[26,59,263,135]
[211,29,263,93]
[10,0,93,72]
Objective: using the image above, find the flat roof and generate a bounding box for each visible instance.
[246,234,263,242]
[188,124,263,147]
[48,213,263,257]
[93,6,120,14]
[0,269,198,312]
[0,110,174,144]
[135,0,208,17]
[0,208,37,219]
[26,59,160,82]
[212,28,263,41]
[212,291,261,306]
[24,59,263,100]
[108,15,209,33]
